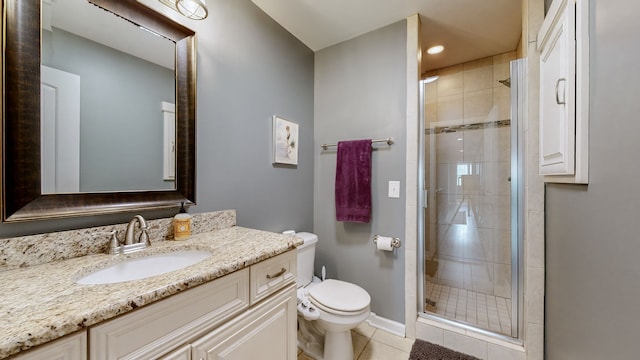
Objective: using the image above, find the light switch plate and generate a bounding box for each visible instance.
[388,181,400,198]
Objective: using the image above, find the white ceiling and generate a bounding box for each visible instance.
[43,0,175,69]
[251,0,523,72]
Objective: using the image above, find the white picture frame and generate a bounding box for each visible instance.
[272,116,299,165]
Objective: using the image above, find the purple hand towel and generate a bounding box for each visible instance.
[335,139,372,223]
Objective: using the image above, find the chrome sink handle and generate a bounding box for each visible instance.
[139,225,150,246]
[91,231,121,254]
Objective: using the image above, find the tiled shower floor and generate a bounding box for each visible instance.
[424,281,512,336]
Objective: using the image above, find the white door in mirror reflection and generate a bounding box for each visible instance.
[162,102,176,181]
[41,65,80,194]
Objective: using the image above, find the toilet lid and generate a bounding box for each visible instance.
[307,279,370,312]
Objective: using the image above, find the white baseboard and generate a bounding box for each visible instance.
[366,312,406,337]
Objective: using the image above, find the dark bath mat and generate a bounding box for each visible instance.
[409,339,481,360]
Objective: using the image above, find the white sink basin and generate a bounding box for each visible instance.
[76,250,212,285]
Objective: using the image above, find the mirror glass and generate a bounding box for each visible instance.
[2,0,196,222]
[41,0,176,193]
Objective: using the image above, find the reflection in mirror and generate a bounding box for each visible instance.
[41,0,177,193]
[2,0,196,222]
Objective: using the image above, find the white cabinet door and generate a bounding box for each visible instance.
[192,285,297,360]
[40,65,81,193]
[538,0,589,183]
[538,0,576,176]
[11,332,86,360]
[160,344,191,360]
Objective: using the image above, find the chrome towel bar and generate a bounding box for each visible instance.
[320,137,394,151]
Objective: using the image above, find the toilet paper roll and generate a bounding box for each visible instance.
[376,236,394,251]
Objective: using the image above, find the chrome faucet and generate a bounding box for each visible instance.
[124,215,150,246]
[94,215,151,254]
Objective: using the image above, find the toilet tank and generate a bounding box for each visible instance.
[295,232,317,287]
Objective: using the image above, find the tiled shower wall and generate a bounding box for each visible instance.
[423,52,516,299]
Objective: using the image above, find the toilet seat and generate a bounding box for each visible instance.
[307,279,370,315]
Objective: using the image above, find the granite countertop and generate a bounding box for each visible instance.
[0,226,303,359]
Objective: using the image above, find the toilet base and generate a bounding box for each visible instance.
[297,328,355,360]
[297,314,324,359]
[324,330,354,360]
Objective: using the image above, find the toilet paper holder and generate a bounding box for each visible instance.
[373,235,401,249]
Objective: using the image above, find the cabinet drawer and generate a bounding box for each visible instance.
[250,250,296,305]
[11,331,86,360]
[89,268,249,360]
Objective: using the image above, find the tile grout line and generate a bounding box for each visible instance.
[355,328,375,360]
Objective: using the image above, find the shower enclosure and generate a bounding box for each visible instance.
[418,56,525,338]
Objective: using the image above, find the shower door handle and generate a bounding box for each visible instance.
[421,190,429,208]
[555,78,566,105]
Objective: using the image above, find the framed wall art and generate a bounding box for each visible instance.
[272,116,299,165]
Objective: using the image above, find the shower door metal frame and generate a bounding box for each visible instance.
[417,59,526,341]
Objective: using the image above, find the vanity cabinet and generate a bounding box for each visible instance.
[10,332,86,360]
[89,269,250,359]
[537,0,589,183]
[89,250,297,360]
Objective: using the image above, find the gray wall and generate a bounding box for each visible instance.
[43,28,175,192]
[545,0,640,358]
[0,0,314,237]
[314,21,407,323]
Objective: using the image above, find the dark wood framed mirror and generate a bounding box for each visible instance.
[2,0,196,222]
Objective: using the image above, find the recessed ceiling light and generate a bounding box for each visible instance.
[423,75,439,84]
[427,45,444,55]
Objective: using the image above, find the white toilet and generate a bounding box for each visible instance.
[295,232,371,360]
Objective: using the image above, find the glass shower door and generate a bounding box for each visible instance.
[419,58,524,338]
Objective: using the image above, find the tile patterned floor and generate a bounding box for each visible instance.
[297,322,414,360]
[425,281,512,335]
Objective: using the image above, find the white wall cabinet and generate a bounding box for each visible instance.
[537,0,589,183]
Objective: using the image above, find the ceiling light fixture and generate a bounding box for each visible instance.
[426,45,444,55]
[423,75,439,84]
[176,0,208,20]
